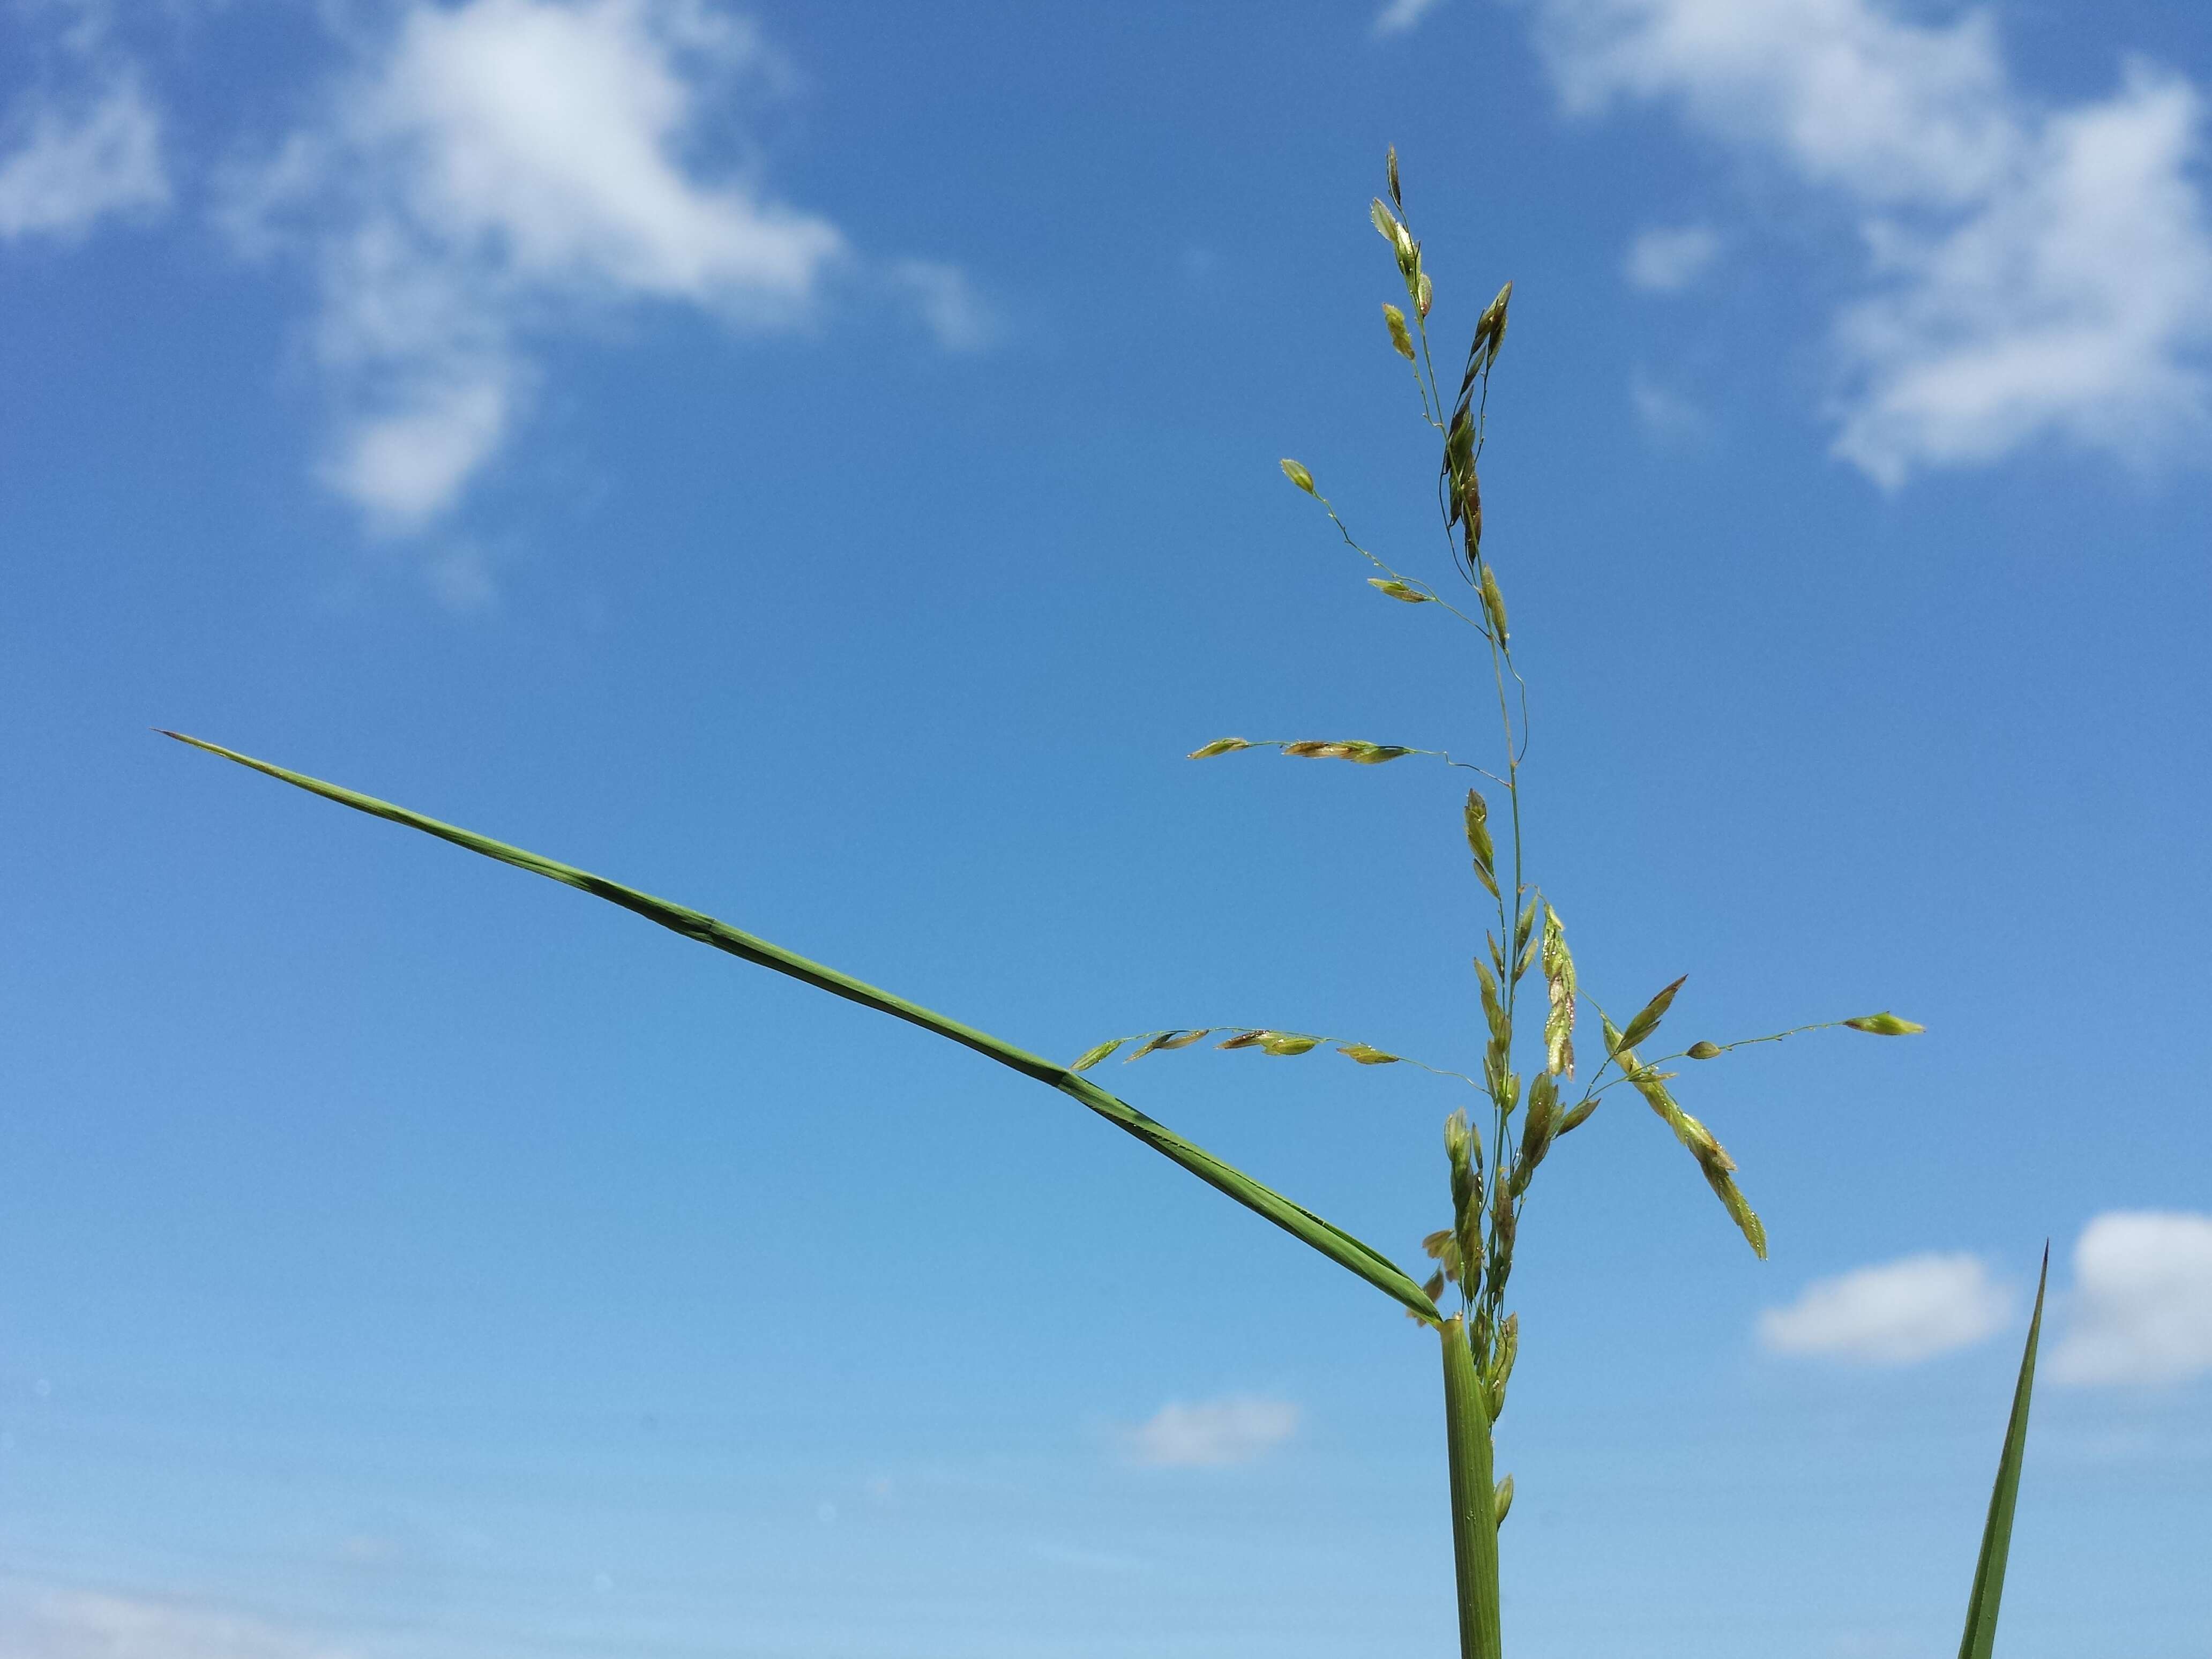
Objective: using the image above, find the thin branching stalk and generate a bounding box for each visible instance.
[1264,155,1927,1653]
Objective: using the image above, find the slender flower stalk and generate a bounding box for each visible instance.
[1217,152,1931,1652]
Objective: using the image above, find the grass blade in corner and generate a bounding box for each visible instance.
[161,731,1439,1321]
[1957,1245,2047,1659]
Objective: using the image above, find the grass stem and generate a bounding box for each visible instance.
[1440,1314,1504,1659]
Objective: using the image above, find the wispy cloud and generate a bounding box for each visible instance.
[227,0,846,535]
[1759,1252,2013,1364]
[889,257,997,352]
[1374,0,1447,36]
[1526,0,2212,484]
[0,1585,351,1659]
[1029,1542,1147,1573]
[0,72,169,241]
[2051,1210,2212,1387]
[1123,1394,1299,1468]
[1625,223,1717,292]
[1629,368,1709,443]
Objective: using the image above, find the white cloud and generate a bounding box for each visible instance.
[234,0,848,533]
[1533,0,2015,203]
[2051,1211,2212,1387]
[1760,1252,2013,1364]
[1525,0,2212,483]
[320,356,517,530]
[0,1586,352,1659]
[1124,1394,1299,1468]
[1374,0,1446,35]
[0,74,169,240]
[1626,223,1718,292]
[1833,68,2212,482]
[355,0,834,303]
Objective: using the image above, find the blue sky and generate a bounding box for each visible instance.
[3,0,2210,1654]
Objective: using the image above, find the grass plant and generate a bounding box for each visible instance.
[165,152,2043,1657]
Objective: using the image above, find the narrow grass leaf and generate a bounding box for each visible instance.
[1956,1246,2047,1659]
[162,733,1440,1321]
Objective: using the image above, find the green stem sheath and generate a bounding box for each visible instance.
[1440,1314,1504,1659]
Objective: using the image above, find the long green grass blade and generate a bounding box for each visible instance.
[163,731,1439,1321]
[1439,1315,1503,1659]
[1957,1245,2047,1659]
